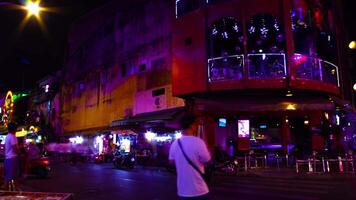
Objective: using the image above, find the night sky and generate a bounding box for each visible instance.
[0,0,111,93]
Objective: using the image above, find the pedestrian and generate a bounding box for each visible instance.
[3,122,21,191]
[169,114,211,200]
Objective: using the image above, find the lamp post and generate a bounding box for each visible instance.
[349,41,356,110]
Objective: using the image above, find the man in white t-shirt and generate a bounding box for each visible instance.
[4,122,20,190]
[169,114,211,200]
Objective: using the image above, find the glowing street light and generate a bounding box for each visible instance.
[353,83,356,91]
[349,41,356,49]
[25,1,41,16]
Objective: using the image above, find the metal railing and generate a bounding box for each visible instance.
[207,53,339,88]
[296,151,354,174]
[208,55,244,82]
[247,53,287,79]
[294,53,340,87]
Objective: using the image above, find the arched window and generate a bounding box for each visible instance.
[208,17,244,82]
[292,0,339,86]
[176,0,205,18]
[247,14,286,79]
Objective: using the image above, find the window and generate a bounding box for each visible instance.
[292,0,337,63]
[185,37,192,46]
[151,57,166,70]
[79,83,85,90]
[139,64,146,72]
[152,88,165,97]
[247,14,285,54]
[208,17,244,82]
[247,14,286,79]
[176,0,205,18]
[291,0,338,85]
[121,64,126,77]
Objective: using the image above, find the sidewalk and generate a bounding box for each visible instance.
[237,167,356,180]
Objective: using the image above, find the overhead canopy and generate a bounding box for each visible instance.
[111,107,186,130]
[194,97,335,113]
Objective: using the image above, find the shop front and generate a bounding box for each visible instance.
[192,94,340,165]
[110,107,185,167]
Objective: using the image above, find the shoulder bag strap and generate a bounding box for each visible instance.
[177,139,205,178]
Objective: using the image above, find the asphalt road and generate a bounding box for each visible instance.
[20,161,356,200]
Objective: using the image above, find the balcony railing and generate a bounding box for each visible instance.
[207,53,340,88]
[294,53,339,87]
[247,53,287,79]
[208,55,244,82]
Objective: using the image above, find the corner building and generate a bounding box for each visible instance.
[172,0,349,156]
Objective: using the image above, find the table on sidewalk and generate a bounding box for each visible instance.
[0,191,73,200]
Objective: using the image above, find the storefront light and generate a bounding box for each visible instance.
[155,135,172,142]
[324,113,329,120]
[175,131,182,139]
[145,131,156,141]
[336,115,340,125]
[26,139,33,143]
[69,136,84,144]
[286,104,296,110]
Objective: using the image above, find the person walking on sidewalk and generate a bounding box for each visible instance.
[3,122,20,191]
[169,114,211,200]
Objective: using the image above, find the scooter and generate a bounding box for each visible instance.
[113,152,135,169]
[212,157,239,176]
[27,156,51,178]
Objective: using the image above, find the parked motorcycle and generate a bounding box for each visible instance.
[212,158,239,176]
[27,156,51,178]
[113,152,135,169]
[94,153,105,163]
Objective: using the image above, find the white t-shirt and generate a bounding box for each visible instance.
[5,133,18,159]
[169,135,211,197]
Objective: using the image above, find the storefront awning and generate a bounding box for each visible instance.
[194,97,335,113]
[110,107,186,129]
[64,126,115,137]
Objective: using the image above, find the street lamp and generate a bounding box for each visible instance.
[0,1,42,16]
[25,1,41,17]
[349,41,356,50]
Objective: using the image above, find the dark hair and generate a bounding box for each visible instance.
[180,114,196,129]
[7,122,17,133]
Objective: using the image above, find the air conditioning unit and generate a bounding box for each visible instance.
[134,87,167,115]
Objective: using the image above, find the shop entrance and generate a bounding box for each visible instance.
[289,117,312,158]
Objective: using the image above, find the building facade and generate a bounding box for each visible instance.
[61,0,355,160]
[172,0,353,156]
[61,0,184,157]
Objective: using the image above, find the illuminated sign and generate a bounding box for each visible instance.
[238,120,250,138]
[218,118,227,127]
